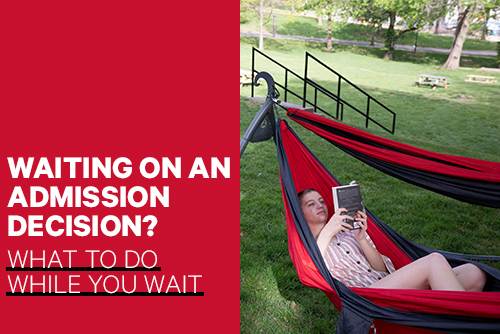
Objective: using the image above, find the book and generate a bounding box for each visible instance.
[332,182,365,230]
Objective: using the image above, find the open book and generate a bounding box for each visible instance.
[332,182,365,230]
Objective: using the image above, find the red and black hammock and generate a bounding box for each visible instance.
[276,115,500,333]
[286,108,500,209]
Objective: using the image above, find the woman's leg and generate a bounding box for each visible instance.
[453,263,487,291]
[369,253,465,291]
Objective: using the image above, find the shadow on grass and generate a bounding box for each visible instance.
[273,15,494,51]
[241,36,326,53]
[276,18,385,45]
[396,50,497,68]
[277,20,328,38]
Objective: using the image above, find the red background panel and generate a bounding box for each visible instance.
[1,1,239,333]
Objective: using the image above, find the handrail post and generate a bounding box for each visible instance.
[303,53,309,108]
[336,77,341,119]
[285,70,288,102]
[314,89,318,113]
[251,47,256,97]
[366,98,370,128]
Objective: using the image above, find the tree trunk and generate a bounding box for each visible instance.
[371,24,375,46]
[383,11,396,60]
[442,1,477,70]
[434,19,440,34]
[482,8,490,41]
[318,16,322,25]
[258,0,264,50]
[326,15,332,51]
[497,42,500,68]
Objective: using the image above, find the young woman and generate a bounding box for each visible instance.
[299,188,487,291]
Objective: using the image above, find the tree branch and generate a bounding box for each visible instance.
[396,26,418,39]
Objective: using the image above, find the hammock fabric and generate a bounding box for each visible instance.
[276,117,500,334]
[286,108,500,209]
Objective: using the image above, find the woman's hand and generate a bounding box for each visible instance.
[316,208,353,257]
[320,208,354,239]
[353,211,368,242]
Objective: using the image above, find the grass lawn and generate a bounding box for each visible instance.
[240,37,500,333]
[240,11,499,51]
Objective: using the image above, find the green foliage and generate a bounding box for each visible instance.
[240,13,497,51]
[303,0,338,17]
[240,37,500,333]
[336,0,447,58]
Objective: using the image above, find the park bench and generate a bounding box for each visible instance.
[414,74,451,89]
[464,75,497,84]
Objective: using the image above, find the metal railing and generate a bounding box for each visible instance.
[250,47,396,134]
[251,47,341,120]
[304,52,396,134]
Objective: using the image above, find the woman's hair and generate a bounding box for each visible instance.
[297,188,319,201]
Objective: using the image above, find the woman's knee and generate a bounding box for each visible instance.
[462,263,487,289]
[425,252,449,265]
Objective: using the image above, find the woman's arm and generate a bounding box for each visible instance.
[358,237,388,272]
[354,212,388,273]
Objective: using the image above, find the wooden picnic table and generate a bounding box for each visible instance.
[414,74,451,89]
[464,74,497,84]
[240,69,253,88]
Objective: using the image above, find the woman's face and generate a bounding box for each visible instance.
[300,191,328,226]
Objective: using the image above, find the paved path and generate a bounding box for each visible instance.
[240,31,497,57]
